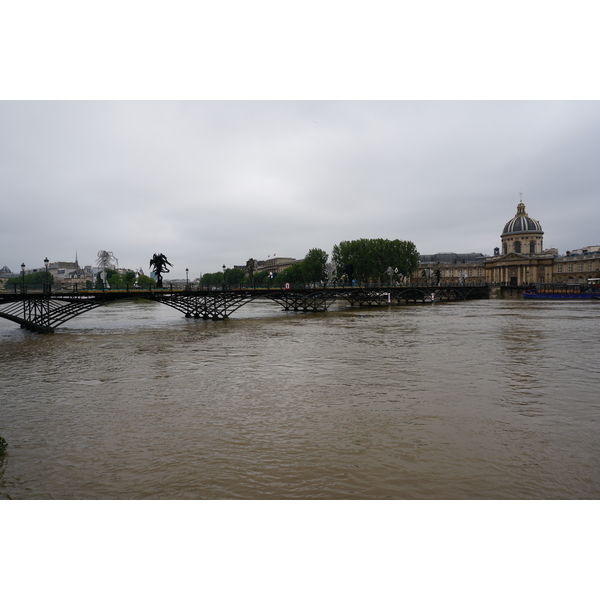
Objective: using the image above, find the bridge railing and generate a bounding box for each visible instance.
[2,282,54,294]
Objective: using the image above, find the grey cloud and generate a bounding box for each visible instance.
[1,101,599,277]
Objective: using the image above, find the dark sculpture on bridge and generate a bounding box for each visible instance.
[149,253,173,288]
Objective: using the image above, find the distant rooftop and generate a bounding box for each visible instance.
[566,246,600,255]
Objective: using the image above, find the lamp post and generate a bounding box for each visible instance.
[21,262,26,293]
[185,267,189,290]
[44,257,50,294]
[222,264,226,290]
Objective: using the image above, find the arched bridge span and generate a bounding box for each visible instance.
[0,285,489,333]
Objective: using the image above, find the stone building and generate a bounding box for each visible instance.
[413,195,600,286]
[416,253,487,286]
[553,247,600,285]
[484,196,556,285]
[254,256,300,275]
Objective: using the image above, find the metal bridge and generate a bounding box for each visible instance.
[0,285,489,333]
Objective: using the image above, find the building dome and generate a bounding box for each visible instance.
[500,197,545,255]
[502,201,543,235]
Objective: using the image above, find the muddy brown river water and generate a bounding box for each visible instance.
[1,298,598,499]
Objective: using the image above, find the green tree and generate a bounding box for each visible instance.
[302,248,328,284]
[137,274,155,288]
[108,272,124,288]
[4,270,54,289]
[252,270,272,287]
[274,262,305,287]
[201,272,227,288]
[123,271,136,286]
[96,268,118,288]
[224,267,246,287]
[332,238,419,285]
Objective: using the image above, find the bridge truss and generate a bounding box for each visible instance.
[154,291,255,320]
[0,293,100,333]
[267,290,338,312]
[0,285,489,333]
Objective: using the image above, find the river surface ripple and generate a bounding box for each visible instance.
[1,298,599,499]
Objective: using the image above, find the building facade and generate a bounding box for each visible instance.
[413,196,600,286]
[254,256,300,275]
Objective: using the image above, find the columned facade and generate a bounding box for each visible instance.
[485,253,555,286]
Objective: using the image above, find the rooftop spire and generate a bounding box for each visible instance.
[516,192,527,216]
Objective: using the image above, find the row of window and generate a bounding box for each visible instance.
[503,241,538,254]
[557,261,600,273]
[439,268,484,277]
[420,261,598,278]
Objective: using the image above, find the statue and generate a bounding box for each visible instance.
[96,250,118,288]
[149,253,173,288]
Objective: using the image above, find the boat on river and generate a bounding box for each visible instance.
[523,281,600,300]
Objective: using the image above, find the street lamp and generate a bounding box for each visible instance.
[185,267,189,290]
[222,264,226,290]
[44,257,49,294]
[21,262,26,292]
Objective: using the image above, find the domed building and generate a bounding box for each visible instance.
[414,195,554,287]
[501,197,544,255]
[414,194,600,288]
[0,265,14,286]
[485,195,557,286]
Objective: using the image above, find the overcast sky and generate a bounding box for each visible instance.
[1,100,599,278]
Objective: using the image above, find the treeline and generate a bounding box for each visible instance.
[4,238,419,291]
[332,238,419,285]
[200,249,329,288]
[200,268,247,288]
[200,239,419,288]
[269,248,329,286]
[93,269,155,289]
[3,271,54,289]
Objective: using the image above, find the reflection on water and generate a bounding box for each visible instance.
[1,298,599,499]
